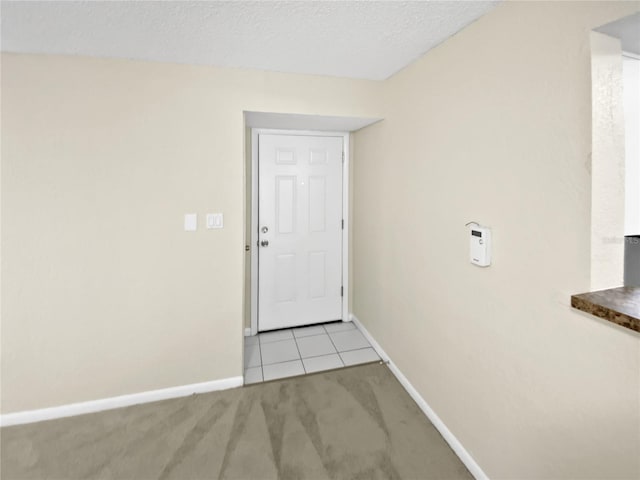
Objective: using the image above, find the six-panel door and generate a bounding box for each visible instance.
[258,134,343,331]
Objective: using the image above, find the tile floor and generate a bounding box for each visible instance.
[244,321,381,384]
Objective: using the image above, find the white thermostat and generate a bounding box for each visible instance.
[469,224,491,267]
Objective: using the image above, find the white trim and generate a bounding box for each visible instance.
[348,313,390,362]
[622,51,640,60]
[251,128,352,137]
[250,129,259,336]
[244,111,382,132]
[350,314,489,480]
[244,327,252,337]
[0,376,243,428]
[341,134,350,323]
[250,128,350,335]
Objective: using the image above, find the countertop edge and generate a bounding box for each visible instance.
[571,290,640,333]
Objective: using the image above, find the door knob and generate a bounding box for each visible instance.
[261,240,269,247]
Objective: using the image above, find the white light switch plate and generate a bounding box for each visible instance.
[184,213,197,231]
[207,213,224,229]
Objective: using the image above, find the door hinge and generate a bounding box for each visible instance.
[341,219,344,230]
[341,286,344,297]
[342,151,345,163]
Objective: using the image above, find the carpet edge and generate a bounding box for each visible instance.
[349,313,489,480]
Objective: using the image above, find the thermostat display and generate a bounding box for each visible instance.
[470,225,491,267]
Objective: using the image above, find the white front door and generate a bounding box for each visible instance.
[258,134,343,331]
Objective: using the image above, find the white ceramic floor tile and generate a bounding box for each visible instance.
[340,348,380,366]
[293,325,327,338]
[260,339,301,365]
[323,321,357,333]
[244,335,259,346]
[295,334,337,358]
[244,344,261,368]
[259,330,294,344]
[302,354,344,373]
[263,360,305,381]
[244,366,263,384]
[329,329,370,352]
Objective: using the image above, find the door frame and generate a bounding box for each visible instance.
[250,128,350,335]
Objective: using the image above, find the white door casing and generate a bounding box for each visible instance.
[257,133,344,331]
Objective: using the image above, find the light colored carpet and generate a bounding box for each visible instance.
[1,363,473,479]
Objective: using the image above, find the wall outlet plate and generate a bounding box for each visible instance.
[207,213,223,229]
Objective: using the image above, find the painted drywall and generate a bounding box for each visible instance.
[623,55,640,235]
[0,53,383,413]
[353,2,640,479]
[591,31,626,289]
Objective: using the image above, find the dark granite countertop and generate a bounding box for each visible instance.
[571,287,640,333]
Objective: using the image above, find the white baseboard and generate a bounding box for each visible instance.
[244,327,252,337]
[348,313,390,362]
[0,376,243,428]
[349,313,489,480]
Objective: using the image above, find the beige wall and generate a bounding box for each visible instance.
[0,53,382,413]
[353,2,640,479]
[3,1,640,477]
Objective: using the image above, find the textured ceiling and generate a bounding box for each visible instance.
[0,0,498,80]
[594,12,640,55]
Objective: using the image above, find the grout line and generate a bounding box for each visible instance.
[295,333,341,360]
[258,338,265,384]
[263,359,305,382]
[324,327,346,368]
[259,332,295,345]
[338,346,378,354]
[336,345,377,354]
[323,322,356,334]
[298,351,342,360]
[261,322,359,377]
[292,324,330,335]
[332,324,375,361]
[292,335,307,375]
[260,337,304,367]
[261,337,296,346]
[243,354,262,385]
[293,331,330,340]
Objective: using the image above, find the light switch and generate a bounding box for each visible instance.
[184,213,197,232]
[207,213,224,229]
